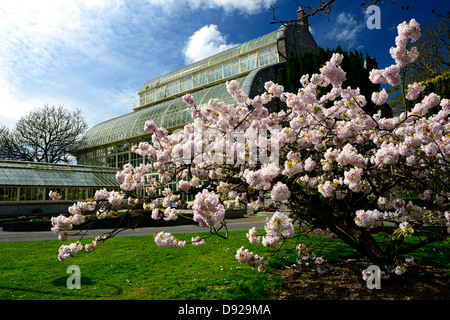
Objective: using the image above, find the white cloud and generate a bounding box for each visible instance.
[183,24,238,64]
[0,0,128,127]
[146,0,276,15]
[327,12,365,47]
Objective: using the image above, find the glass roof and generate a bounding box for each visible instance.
[77,76,247,151]
[0,161,119,187]
[139,30,278,93]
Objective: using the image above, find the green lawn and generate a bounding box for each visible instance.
[0,230,284,300]
[0,228,449,300]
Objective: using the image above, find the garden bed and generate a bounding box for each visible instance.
[271,258,450,300]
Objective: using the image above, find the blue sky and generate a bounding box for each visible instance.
[0,0,447,129]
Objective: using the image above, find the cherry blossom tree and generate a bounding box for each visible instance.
[50,19,449,276]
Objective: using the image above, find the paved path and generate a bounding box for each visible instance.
[0,216,267,243]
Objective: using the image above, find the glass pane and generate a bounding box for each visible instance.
[167,80,180,96]
[117,143,129,153]
[207,65,223,83]
[180,76,193,92]
[107,146,117,155]
[193,71,206,88]
[0,187,17,201]
[107,156,117,167]
[224,59,239,78]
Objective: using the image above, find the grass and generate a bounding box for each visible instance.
[0,230,283,300]
[0,227,449,300]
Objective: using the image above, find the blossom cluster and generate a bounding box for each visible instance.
[370,19,420,86]
[355,197,450,233]
[51,201,95,240]
[261,211,294,249]
[154,231,186,248]
[235,246,265,272]
[49,190,62,201]
[115,163,153,191]
[192,189,225,228]
[235,211,295,272]
[58,236,105,261]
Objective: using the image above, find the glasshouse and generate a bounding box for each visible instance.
[0,161,119,215]
[73,17,317,168]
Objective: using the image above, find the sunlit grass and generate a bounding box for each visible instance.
[0,227,448,300]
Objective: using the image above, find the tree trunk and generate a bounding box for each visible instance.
[299,194,393,268]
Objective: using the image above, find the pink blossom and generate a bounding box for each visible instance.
[151,208,161,220]
[319,53,346,87]
[343,167,363,187]
[304,157,316,172]
[404,257,415,267]
[377,197,393,210]
[372,142,399,165]
[51,215,73,233]
[154,231,186,248]
[226,80,240,94]
[85,240,97,252]
[270,182,291,202]
[163,207,178,221]
[355,209,383,229]
[58,241,82,261]
[192,189,225,228]
[394,265,407,276]
[318,181,336,198]
[384,64,401,86]
[391,198,406,210]
[247,198,261,212]
[49,191,62,200]
[235,246,263,269]
[108,191,125,207]
[264,81,284,97]
[246,227,261,244]
[260,163,280,181]
[182,93,195,106]
[58,232,69,241]
[191,236,205,247]
[94,189,109,201]
[144,120,158,133]
[284,159,303,175]
[178,180,191,192]
[265,211,293,237]
[371,89,389,106]
[411,93,441,116]
[369,69,386,84]
[261,234,279,248]
[397,18,421,42]
[337,144,367,168]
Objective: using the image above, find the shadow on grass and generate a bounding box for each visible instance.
[51,276,96,287]
[0,277,124,299]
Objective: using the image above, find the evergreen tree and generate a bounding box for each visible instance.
[276,47,380,115]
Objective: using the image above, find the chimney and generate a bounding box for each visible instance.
[296,6,308,26]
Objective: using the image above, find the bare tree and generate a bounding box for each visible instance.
[0,104,88,163]
[405,17,449,83]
